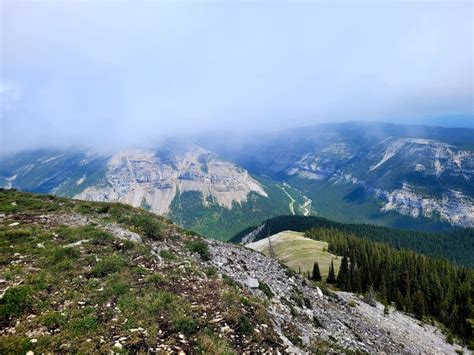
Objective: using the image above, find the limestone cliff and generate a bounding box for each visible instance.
[75,146,267,215]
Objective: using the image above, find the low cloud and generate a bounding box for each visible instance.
[1,1,472,155]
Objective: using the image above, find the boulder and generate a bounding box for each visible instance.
[245,277,259,289]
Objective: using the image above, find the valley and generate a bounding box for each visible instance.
[276,184,296,215]
[275,182,312,216]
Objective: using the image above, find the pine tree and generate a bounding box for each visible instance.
[413,290,426,320]
[326,260,336,284]
[337,255,350,290]
[305,226,474,344]
[312,261,322,281]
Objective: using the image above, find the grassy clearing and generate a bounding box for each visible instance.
[246,231,341,278]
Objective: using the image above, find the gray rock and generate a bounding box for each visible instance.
[245,277,259,289]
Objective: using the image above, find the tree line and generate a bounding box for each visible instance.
[232,215,474,267]
[305,227,474,347]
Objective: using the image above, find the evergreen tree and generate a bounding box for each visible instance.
[337,255,350,290]
[305,226,474,344]
[413,290,426,320]
[326,260,336,284]
[312,261,322,281]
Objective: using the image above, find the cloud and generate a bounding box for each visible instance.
[0,81,21,111]
[1,1,472,154]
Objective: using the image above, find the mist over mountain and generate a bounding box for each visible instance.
[2,121,473,236]
[1,1,474,352]
[1,1,472,155]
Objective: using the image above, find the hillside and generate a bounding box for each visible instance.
[232,215,474,268]
[246,231,340,278]
[0,190,467,353]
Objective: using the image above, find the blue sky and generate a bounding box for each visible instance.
[1,1,473,153]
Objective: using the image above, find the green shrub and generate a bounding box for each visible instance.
[130,215,162,240]
[75,203,95,214]
[41,311,67,329]
[348,300,358,308]
[4,229,32,241]
[111,283,129,296]
[150,291,177,312]
[26,272,50,291]
[0,286,32,324]
[174,316,197,336]
[185,240,211,261]
[205,267,217,278]
[222,274,238,287]
[197,331,234,355]
[71,314,98,335]
[159,249,177,260]
[237,315,253,334]
[146,273,166,285]
[91,256,126,277]
[96,204,110,214]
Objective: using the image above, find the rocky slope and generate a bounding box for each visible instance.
[209,241,466,353]
[75,146,267,215]
[0,190,466,353]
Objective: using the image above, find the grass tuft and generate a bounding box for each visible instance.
[185,240,211,261]
[0,286,33,325]
[91,255,126,277]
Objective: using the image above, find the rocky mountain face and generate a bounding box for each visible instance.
[0,190,466,353]
[203,122,474,229]
[287,137,474,227]
[75,146,267,215]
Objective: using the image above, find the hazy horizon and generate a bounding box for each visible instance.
[1,1,473,154]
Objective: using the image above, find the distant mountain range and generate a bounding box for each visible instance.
[202,121,474,231]
[1,121,473,237]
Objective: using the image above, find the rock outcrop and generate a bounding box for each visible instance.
[75,146,267,214]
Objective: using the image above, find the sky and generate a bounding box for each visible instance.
[1,1,473,154]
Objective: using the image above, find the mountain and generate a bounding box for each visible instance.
[2,122,473,234]
[0,145,292,240]
[0,190,469,353]
[201,121,474,230]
